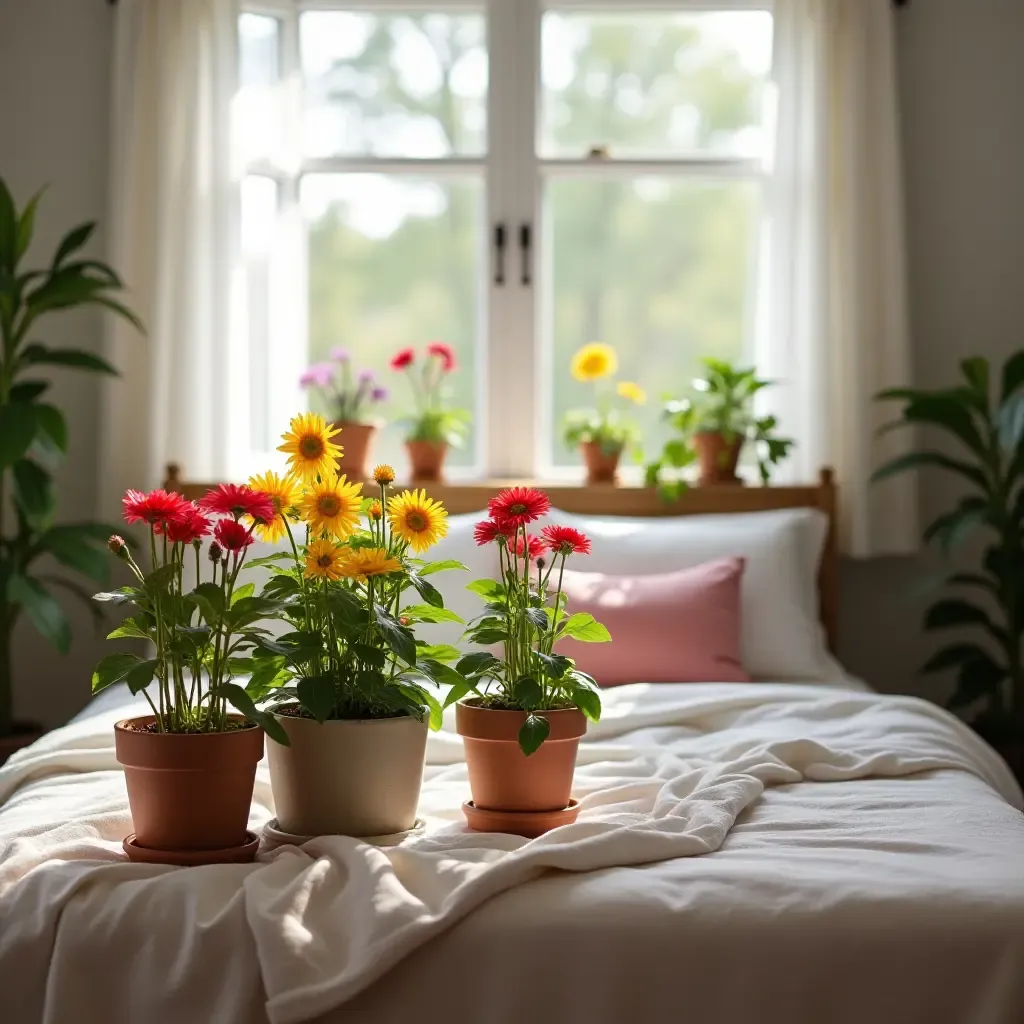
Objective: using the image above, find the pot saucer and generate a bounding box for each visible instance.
[462,799,580,838]
[122,830,260,866]
[262,817,427,848]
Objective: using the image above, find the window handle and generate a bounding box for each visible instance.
[519,222,532,287]
[493,222,506,286]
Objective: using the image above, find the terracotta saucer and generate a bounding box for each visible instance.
[462,799,580,838]
[262,817,427,848]
[122,830,260,866]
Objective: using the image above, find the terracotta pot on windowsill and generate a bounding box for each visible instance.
[0,721,44,766]
[579,441,622,485]
[331,421,377,481]
[406,440,448,483]
[693,431,744,486]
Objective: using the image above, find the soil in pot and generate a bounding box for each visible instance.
[0,721,45,766]
[114,716,264,854]
[579,442,622,485]
[693,431,743,485]
[405,440,448,483]
[332,421,377,481]
[267,710,429,838]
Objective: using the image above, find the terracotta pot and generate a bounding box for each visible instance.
[455,700,587,813]
[406,439,448,483]
[114,716,263,852]
[693,431,743,485]
[267,712,428,837]
[331,420,377,481]
[0,721,44,766]
[579,441,622,485]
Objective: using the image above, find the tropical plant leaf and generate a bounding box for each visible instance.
[52,221,95,268]
[123,658,159,695]
[948,654,1008,710]
[1001,350,1024,402]
[512,676,543,708]
[9,380,49,403]
[997,391,1024,454]
[869,450,989,492]
[418,658,466,689]
[19,344,118,376]
[922,499,989,552]
[0,178,16,269]
[0,404,37,468]
[456,651,501,677]
[12,459,53,527]
[923,599,998,633]
[7,573,70,652]
[959,357,990,407]
[296,675,336,723]
[91,652,142,694]
[518,713,550,756]
[15,188,44,261]
[877,389,987,458]
[39,524,109,584]
[921,642,994,674]
[946,572,999,595]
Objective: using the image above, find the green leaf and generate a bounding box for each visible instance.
[518,714,550,756]
[418,658,466,689]
[210,682,290,744]
[869,450,989,493]
[143,562,178,595]
[244,551,295,570]
[15,188,44,261]
[92,585,141,605]
[187,581,225,625]
[468,627,508,645]
[441,679,475,708]
[375,609,417,666]
[52,221,95,268]
[423,689,444,731]
[559,612,612,643]
[12,459,54,527]
[572,685,602,722]
[19,344,119,376]
[923,499,989,552]
[417,559,469,576]
[7,573,70,652]
[415,642,462,663]
[40,524,110,584]
[0,178,16,269]
[9,380,49,403]
[921,643,992,674]
[960,357,990,404]
[924,599,996,633]
[409,572,444,608]
[225,595,281,630]
[33,404,67,453]
[456,651,501,677]
[877,390,988,458]
[105,617,152,641]
[297,674,336,723]
[0,404,37,468]
[1001,350,1024,402]
[401,603,464,624]
[997,392,1024,454]
[535,651,571,679]
[91,652,142,694]
[351,643,387,669]
[466,578,505,600]
[946,572,999,595]
[230,582,255,605]
[512,676,543,708]
[124,658,159,695]
[525,606,549,632]
[948,654,1008,709]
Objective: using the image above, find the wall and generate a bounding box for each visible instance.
[0,0,1022,724]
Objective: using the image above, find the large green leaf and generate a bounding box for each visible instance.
[518,713,550,756]
[456,651,501,677]
[572,685,602,722]
[12,459,54,527]
[15,188,44,261]
[409,572,444,608]
[0,178,15,270]
[869,450,989,492]
[559,612,612,643]
[9,380,49,403]
[0,404,37,468]
[19,343,118,376]
[1000,350,1024,402]
[512,675,543,708]
[52,221,95,269]
[7,573,71,653]
[375,609,417,666]
[414,642,462,663]
[187,581,225,625]
[39,526,110,584]
[535,651,571,679]
[296,674,336,723]
[417,558,469,576]
[960,357,990,408]
[91,652,142,694]
[33,404,67,454]
[923,599,997,633]
[417,658,466,689]
[401,603,463,624]
[124,658,159,695]
[997,391,1024,454]
[922,499,989,552]
[878,390,988,458]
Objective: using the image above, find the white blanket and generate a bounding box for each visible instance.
[0,682,1021,1024]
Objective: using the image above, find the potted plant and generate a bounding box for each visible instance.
[448,486,610,837]
[299,347,388,480]
[390,342,469,482]
[253,413,467,838]
[0,177,142,764]
[92,483,288,865]
[563,343,645,484]
[644,358,793,498]
[872,353,1024,783]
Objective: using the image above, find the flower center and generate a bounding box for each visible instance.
[509,503,527,515]
[406,511,427,532]
[300,435,324,459]
[318,495,341,517]
[317,554,333,568]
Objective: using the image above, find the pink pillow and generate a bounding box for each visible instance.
[556,557,750,687]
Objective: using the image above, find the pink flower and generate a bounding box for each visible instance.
[329,346,350,362]
[427,341,457,373]
[390,347,416,371]
[299,363,334,389]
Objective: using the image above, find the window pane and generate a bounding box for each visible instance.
[541,10,773,159]
[302,174,483,472]
[301,11,488,159]
[237,14,282,167]
[544,177,759,469]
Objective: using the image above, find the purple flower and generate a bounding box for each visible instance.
[299,363,334,389]
[329,346,350,363]
[358,369,376,384]
[370,386,389,403]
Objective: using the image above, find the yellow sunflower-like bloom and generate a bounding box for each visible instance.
[616,380,647,405]
[305,539,346,580]
[301,473,364,540]
[372,464,396,486]
[337,547,402,582]
[571,343,618,382]
[277,412,343,483]
[387,489,448,553]
[368,500,383,520]
[246,470,302,543]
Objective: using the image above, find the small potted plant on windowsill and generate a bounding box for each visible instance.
[644,358,794,499]
[562,343,644,484]
[253,414,467,839]
[390,342,469,482]
[299,347,388,480]
[448,486,610,837]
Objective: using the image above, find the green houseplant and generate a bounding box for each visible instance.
[644,358,793,499]
[0,177,142,759]
[872,353,1024,777]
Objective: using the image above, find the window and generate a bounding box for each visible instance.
[236,1,774,481]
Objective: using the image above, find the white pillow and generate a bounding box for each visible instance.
[537,507,841,681]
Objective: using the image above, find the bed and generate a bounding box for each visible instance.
[2,476,1023,1024]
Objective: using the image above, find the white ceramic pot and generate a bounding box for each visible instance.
[267,713,428,838]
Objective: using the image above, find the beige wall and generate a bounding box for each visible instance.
[1,0,1021,724]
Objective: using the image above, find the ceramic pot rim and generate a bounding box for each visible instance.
[455,699,587,742]
[114,715,264,770]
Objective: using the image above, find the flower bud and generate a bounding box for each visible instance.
[208,541,223,563]
[536,557,546,570]
[369,500,383,520]
[107,535,130,560]
[399,615,411,627]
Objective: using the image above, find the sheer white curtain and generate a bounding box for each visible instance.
[759,0,918,556]
[99,0,242,519]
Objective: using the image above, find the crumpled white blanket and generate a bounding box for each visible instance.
[0,682,1019,1024]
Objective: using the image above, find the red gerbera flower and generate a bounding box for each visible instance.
[122,488,190,528]
[390,347,416,371]
[488,487,551,529]
[213,517,254,553]
[163,504,213,545]
[426,341,457,373]
[541,524,592,557]
[473,518,514,546]
[515,533,545,561]
[199,483,275,524]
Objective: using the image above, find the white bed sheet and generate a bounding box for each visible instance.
[2,679,1023,1024]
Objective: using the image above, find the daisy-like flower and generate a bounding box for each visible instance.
[164,504,213,545]
[616,380,646,405]
[541,524,592,556]
[368,500,383,521]
[571,342,618,382]
[387,489,448,553]
[337,547,403,582]
[246,471,301,543]
[515,533,545,561]
[487,486,551,530]
[277,412,343,483]
[122,488,190,528]
[199,483,275,523]
[301,473,364,539]
[299,363,334,389]
[372,464,396,486]
[473,518,513,546]
[305,539,346,580]
[426,341,457,373]
[390,347,416,371]
[214,518,254,553]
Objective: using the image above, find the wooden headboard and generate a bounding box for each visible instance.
[164,464,839,652]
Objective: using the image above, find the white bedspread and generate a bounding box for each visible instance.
[1,682,1022,1024]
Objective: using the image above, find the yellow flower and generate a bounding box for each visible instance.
[368,500,383,521]
[246,470,301,543]
[305,539,346,580]
[337,547,402,582]
[372,464,396,486]
[277,413,343,483]
[387,489,448,553]
[571,343,618,382]
[301,473,364,540]
[616,380,647,405]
